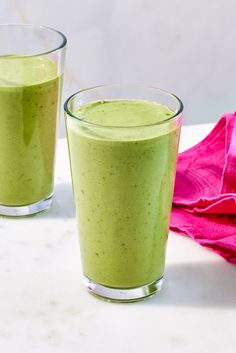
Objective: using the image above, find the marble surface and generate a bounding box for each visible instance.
[0,123,235,353]
[1,0,236,130]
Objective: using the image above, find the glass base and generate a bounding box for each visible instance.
[83,275,163,302]
[0,194,53,217]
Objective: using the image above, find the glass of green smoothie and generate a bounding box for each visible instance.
[0,24,66,216]
[64,85,183,302]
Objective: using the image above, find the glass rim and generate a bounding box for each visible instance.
[0,23,67,58]
[64,84,184,129]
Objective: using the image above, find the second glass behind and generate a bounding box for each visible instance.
[0,24,66,216]
[65,85,183,302]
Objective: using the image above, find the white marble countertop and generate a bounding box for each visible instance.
[0,123,235,353]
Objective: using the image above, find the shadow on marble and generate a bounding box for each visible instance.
[42,183,75,219]
[145,261,236,308]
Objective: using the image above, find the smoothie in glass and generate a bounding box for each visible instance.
[0,56,60,206]
[65,89,183,302]
[0,23,66,216]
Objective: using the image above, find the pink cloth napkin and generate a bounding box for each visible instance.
[170,112,236,263]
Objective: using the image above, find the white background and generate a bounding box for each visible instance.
[1,0,235,132]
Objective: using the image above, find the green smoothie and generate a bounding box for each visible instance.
[0,56,60,206]
[66,100,180,289]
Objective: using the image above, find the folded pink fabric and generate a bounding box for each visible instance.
[170,113,236,263]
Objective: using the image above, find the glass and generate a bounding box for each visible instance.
[64,85,183,302]
[0,24,66,216]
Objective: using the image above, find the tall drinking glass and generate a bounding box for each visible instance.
[0,24,66,216]
[64,85,183,302]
